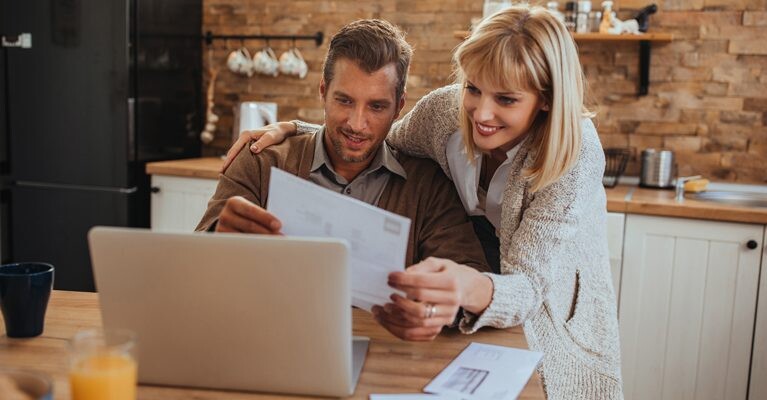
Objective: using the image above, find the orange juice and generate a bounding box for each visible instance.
[70,353,137,400]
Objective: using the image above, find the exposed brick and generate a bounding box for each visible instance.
[729,82,767,97]
[664,136,704,151]
[701,97,745,110]
[720,110,762,124]
[729,40,767,55]
[702,25,765,41]
[703,0,750,9]
[656,11,742,26]
[599,135,630,149]
[628,134,664,150]
[744,11,767,25]
[663,0,705,11]
[675,152,723,177]
[636,122,699,135]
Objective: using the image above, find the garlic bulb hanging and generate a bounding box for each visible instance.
[200,65,219,144]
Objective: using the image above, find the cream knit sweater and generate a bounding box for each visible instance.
[297,85,623,399]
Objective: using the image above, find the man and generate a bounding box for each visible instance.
[196,19,488,276]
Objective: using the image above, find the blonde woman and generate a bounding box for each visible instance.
[223,5,622,398]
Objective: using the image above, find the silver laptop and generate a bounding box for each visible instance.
[88,226,369,397]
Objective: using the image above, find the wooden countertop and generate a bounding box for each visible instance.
[146,157,223,179]
[1,291,544,400]
[618,186,767,225]
[146,158,767,225]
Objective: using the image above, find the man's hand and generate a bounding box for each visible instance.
[215,196,283,234]
[372,257,494,341]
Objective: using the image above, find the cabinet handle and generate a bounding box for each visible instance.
[150,186,160,194]
[747,240,758,250]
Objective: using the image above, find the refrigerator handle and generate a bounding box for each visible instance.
[0,189,10,263]
[127,97,136,162]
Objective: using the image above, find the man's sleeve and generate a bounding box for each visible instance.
[415,167,491,273]
[195,146,264,232]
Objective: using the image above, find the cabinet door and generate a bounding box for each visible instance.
[750,227,767,400]
[620,214,762,400]
[607,212,625,305]
[150,175,218,232]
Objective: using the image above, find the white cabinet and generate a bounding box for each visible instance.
[750,227,767,400]
[619,214,763,400]
[607,212,625,303]
[150,175,218,232]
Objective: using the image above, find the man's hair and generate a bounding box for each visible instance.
[322,19,413,102]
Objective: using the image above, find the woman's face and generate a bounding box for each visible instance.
[463,77,547,153]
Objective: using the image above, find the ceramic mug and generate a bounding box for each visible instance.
[226,47,254,77]
[279,48,308,79]
[0,262,54,338]
[252,47,280,77]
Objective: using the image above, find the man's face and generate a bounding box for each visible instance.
[320,58,405,167]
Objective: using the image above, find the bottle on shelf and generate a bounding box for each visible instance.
[564,1,577,32]
[576,1,592,33]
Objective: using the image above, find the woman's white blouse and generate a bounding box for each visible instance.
[445,130,520,231]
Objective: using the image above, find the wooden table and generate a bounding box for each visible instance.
[1,291,544,399]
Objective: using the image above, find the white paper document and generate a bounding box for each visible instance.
[423,342,543,400]
[267,168,411,311]
[369,395,446,400]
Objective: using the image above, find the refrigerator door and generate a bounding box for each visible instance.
[10,184,134,291]
[2,0,131,187]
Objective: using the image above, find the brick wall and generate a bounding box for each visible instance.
[202,0,767,183]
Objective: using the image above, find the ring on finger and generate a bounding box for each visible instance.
[424,303,436,319]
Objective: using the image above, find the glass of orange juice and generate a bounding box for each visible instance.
[69,329,137,400]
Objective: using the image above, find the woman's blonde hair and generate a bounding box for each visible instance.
[454,4,593,193]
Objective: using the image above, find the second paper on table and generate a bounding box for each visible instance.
[267,167,411,311]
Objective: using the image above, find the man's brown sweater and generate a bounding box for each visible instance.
[196,133,489,272]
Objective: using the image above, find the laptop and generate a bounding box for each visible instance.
[87,226,369,397]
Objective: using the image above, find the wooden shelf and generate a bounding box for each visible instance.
[572,32,673,42]
[452,30,673,96]
[453,30,672,42]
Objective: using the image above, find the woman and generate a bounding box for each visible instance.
[224,5,622,399]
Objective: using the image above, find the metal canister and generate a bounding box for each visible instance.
[640,148,676,188]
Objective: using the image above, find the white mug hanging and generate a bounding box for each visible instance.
[279,48,308,79]
[226,47,254,77]
[253,46,280,77]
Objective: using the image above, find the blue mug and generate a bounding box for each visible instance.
[0,263,54,338]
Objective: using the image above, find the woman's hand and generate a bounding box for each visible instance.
[372,257,494,341]
[220,121,298,173]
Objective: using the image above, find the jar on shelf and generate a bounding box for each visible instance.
[564,1,577,32]
[576,0,591,33]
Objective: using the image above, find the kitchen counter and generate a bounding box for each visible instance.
[146,158,767,225]
[146,157,223,179]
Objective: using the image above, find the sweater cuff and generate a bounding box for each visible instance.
[459,272,535,333]
[291,120,321,135]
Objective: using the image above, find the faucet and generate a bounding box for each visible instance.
[675,175,702,202]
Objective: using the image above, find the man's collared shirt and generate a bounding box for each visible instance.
[308,127,407,205]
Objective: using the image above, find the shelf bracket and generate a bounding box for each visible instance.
[638,40,651,96]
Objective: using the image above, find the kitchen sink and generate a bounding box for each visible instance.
[686,191,767,208]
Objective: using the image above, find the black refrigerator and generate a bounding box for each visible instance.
[0,0,202,291]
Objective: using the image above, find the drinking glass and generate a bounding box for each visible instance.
[69,329,137,400]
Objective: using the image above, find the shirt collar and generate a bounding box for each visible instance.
[311,126,407,180]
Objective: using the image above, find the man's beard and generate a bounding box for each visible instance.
[329,127,377,163]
